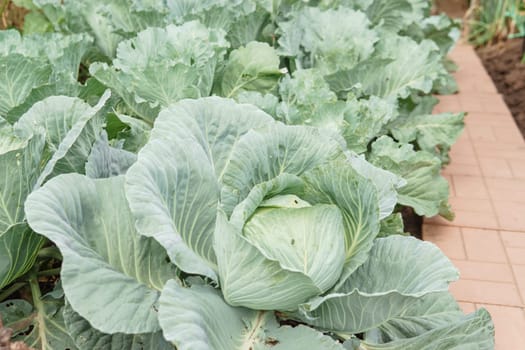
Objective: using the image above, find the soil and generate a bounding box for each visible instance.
[477,39,525,136]
[0,1,27,30]
[401,207,423,240]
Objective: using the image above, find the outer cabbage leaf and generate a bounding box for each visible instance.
[342,96,398,153]
[218,41,283,98]
[364,0,413,33]
[0,132,44,233]
[63,303,174,350]
[298,236,459,333]
[158,279,345,350]
[164,0,257,33]
[150,97,274,178]
[0,55,51,117]
[90,22,229,121]
[361,309,494,350]
[276,69,346,128]
[326,36,442,99]
[126,137,219,280]
[347,153,406,220]
[377,213,406,238]
[1,295,77,350]
[369,136,453,219]
[0,224,45,289]
[85,130,137,178]
[302,161,380,287]
[277,7,378,72]
[387,112,465,162]
[220,125,342,214]
[25,175,179,334]
[0,30,93,82]
[126,97,274,280]
[14,92,111,186]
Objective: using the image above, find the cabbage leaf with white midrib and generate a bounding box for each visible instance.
[158,280,346,350]
[369,136,452,219]
[25,174,178,334]
[298,236,458,333]
[220,124,343,214]
[63,302,174,350]
[302,162,380,287]
[0,224,45,289]
[125,97,275,280]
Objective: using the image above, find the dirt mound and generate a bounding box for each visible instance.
[477,39,525,136]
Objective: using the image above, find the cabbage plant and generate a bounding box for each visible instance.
[20,97,494,349]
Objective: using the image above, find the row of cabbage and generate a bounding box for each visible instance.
[0,0,494,349]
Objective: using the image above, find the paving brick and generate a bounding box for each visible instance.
[461,228,507,263]
[501,231,525,248]
[506,248,525,265]
[423,224,466,260]
[451,259,514,283]
[452,175,489,199]
[448,196,493,213]
[458,302,477,313]
[467,124,497,142]
[493,201,525,231]
[478,158,513,178]
[481,94,512,114]
[511,264,525,303]
[493,126,524,144]
[466,112,516,126]
[485,178,525,203]
[450,279,522,306]
[436,95,461,111]
[472,142,525,161]
[476,304,525,349]
[426,211,500,230]
[508,159,525,178]
[442,162,482,176]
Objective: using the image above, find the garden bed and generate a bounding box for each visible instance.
[477,38,525,136]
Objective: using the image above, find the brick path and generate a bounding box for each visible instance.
[424,43,525,348]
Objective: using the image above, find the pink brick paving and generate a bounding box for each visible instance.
[424,43,525,348]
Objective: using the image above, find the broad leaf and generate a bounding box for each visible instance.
[0,55,51,117]
[298,236,458,333]
[215,211,321,310]
[243,203,346,292]
[90,22,229,116]
[1,295,77,350]
[219,41,283,98]
[0,224,45,289]
[0,133,45,233]
[158,279,345,350]
[85,131,137,178]
[326,36,442,99]
[369,136,452,219]
[126,136,220,280]
[388,112,465,162]
[63,302,173,350]
[277,7,378,72]
[150,97,274,179]
[221,125,342,214]
[14,91,111,186]
[347,153,405,220]
[302,162,380,286]
[342,96,398,154]
[361,309,494,350]
[25,175,178,334]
